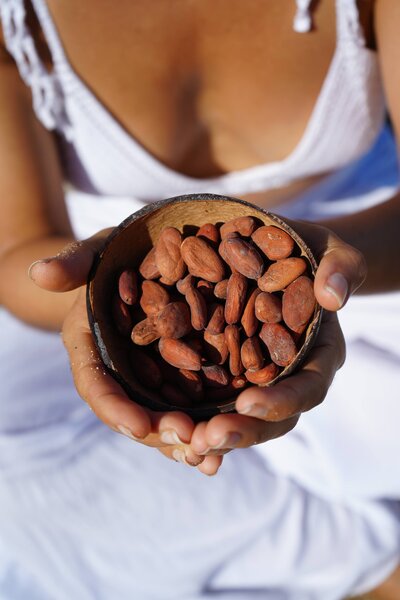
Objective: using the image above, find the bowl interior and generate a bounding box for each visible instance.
[87,194,321,420]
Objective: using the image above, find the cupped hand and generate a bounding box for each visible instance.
[190,219,366,462]
[29,232,209,471]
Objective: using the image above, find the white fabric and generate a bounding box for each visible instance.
[0,2,399,599]
[0,0,385,198]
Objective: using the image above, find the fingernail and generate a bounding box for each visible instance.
[210,432,241,450]
[28,258,55,280]
[324,273,348,309]
[117,425,143,441]
[160,430,185,445]
[239,404,268,418]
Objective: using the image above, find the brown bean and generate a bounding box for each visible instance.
[155,227,186,283]
[220,216,258,239]
[214,279,229,299]
[251,225,294,260]
[139,247,160,280]
[118,269,138,305]
[176,273,195,295]
[206,303,226,335]
[225,324,244,376]
[282,275,316,333]
[140,280,170,316]
[112,294,133,336]
[225,273,248,325]
[231,375,248,390]
[241,287,261,337]
[156,302,192,338]
[203,331,229,365]
[130,348,162,389]
[222,238,264,280]
[201,364,230,388]
[259,322,297,367]
[181,236,226,282]
[131,317,160,345]
[245,363,279,385]
[158,338,202,371]
[196,223,220,245]
[258,258,307,292]
[254,291,282,323]
[240,337,264,371]
[185,286,208,331]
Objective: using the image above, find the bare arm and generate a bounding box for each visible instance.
[0,36,77,329]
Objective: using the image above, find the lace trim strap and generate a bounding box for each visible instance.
[0,0,72,138]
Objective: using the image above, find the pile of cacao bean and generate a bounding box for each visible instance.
[111,216,317,407]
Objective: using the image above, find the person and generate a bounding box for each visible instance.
[0,0,399,598]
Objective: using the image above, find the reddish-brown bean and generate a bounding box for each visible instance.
[282,276,316,334]
[225,324,244,376]
[245,362,279,385]
[156,302,192,339]
[240,337,264,372]
[258,258,307,292]
[222,238,264,280]
[259,323,297,367]
[241,288,261,337]
[225,273,248,324]
[254,291,282,323]
[158,338,202,371]
[140,280,170,316]
[155,227,186,283]
[251,225,294,260]
[181,236,226,282]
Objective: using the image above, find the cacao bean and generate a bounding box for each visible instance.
[181,236,226,282]
[245,362,279,385]
[140,280,170,316]
[225,272,248,324]
[155,227,186,283]
[139,247,160,280]
[158,338,202,371]
[240,337,264,371]
[282,275,316,334]
[251,225,294,260]
[131,317,160,345]
[254,291,282,323]
[258,257,307,292]
[156,302,192,339]
[259,322,297,367]
[224,324,244,376]
[222,237,264,279]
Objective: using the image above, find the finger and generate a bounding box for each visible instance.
[152,411,197,446]
[236,310,345,421]
[29,229,113,292]
[190,412,299,453]
[197,454,224,476]
[314,238,367,311]
[158,445,204,467]
[62,289,152,440]
[191,421,232,457]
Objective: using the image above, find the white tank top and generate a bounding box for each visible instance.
[0,0,386,201]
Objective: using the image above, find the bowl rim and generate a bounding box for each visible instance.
[86,193,323,420]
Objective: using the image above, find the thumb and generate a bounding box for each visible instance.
[314,241,367,311]
[28,229,113,292]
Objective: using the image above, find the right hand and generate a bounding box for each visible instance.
[29,232,223,475]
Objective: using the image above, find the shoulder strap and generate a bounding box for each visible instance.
[0,0,72,137]
[336,0,366,47]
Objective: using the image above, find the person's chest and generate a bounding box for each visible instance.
[44,0,371,181]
